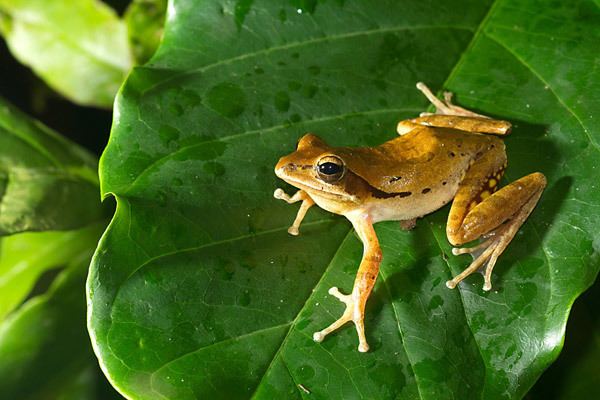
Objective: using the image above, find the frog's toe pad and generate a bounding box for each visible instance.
[313,331,325,342]
[446,280,458,289]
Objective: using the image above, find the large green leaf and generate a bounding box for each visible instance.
[0,97,105,235]
[89,0,600,398]
[0,0,131,107]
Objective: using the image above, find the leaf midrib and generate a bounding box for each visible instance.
[249,229,354,399]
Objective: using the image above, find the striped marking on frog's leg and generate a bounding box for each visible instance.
[465,164,506,214]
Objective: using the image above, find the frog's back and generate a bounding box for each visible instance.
[338,125,504,194]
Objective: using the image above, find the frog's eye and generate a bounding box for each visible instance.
[317,155,345,183]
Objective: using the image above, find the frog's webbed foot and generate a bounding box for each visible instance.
[274,188,314,235]
[313,287,369,352]
[416,82,490,119]
[447,227,512,291]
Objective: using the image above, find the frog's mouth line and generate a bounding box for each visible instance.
[277,174,356,202]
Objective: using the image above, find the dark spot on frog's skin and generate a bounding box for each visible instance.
[422,188,431,194]
[491,144,496,148]
[370,188,412,199]
[389,176,402,183]
[449,151,455,157]
[442,181,447,185]
[460,153,465,157]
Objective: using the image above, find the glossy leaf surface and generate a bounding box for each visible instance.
[90,0,600,399]
[0,0,131,107]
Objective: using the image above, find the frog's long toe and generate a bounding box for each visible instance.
[446,225,518,291]
[313,287,370,352]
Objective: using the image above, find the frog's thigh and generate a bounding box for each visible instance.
[445,172,546,290]
[453,172,546,243]
[446,149,507,244]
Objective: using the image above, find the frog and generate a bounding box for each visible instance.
[273,82,546,352]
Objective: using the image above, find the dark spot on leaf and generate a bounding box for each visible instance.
[288,81,302,91]
[428,295,443,309]
[302,84,318,98]
[274,91,291,112]
[278,8,286,22]
[238,290,251,306]
[206,82,246,118]
[307,65,321,75]
[234,0,255,29]
[203,161,226,177]
[158,125,180,146]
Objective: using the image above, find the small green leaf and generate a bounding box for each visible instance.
[90,0,600,399]
[0,97,106,235]
[0,225,102,322]
[0,223,105,399]
[0,0,132,107]
[125,0,168,65]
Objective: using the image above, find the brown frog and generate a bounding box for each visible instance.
[274,82,546,352]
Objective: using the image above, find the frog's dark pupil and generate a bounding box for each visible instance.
[318,162,342,175]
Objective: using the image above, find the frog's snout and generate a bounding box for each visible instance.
[275,158,295,178]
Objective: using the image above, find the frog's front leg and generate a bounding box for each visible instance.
[313,213,381,352]
[274,188,314,235]
[445,154,546,290]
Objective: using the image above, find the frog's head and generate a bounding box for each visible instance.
[275,134,356,200]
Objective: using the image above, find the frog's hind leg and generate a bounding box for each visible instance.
[416,82,490,118]
[446,164,546,291]
[397,83,511,136]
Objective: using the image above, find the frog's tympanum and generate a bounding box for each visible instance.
[274,83,546,352]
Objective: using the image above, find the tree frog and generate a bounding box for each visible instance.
[274,82,546,352]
